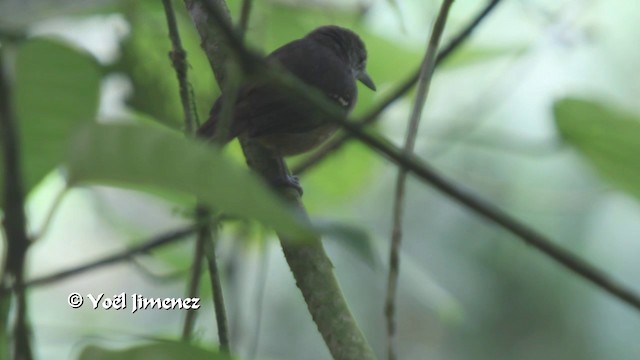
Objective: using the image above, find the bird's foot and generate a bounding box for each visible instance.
[271,174,303,196]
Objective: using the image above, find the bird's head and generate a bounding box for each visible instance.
[306,25,376,91]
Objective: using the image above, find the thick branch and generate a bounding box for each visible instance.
[189,3,640,312]
[184,1,377,359]
[183,0,233,87]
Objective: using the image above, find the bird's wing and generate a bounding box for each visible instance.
[198,37,354,139]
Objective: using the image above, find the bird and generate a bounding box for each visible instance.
[197,25,376,193]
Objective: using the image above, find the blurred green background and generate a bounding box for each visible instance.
[1,0,640,359]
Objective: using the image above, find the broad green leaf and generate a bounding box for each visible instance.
[65,123,313,239]
[0,38,100,208]
[554,98,640,199]
[78,341,233,360]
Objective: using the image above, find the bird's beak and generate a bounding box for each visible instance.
[357,71,376,91]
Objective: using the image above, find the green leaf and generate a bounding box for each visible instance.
[78,341,233,360]
[65,123,314,239]
[554,98,640,199]
[314,220,379,268]
[1,38,100,207]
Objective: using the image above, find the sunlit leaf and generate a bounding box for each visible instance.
[65,123,314,239]
[78,341,233,360]
[554,98,640,199]
[0,38,100,208]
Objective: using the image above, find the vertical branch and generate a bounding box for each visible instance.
[162,0,197,134]
[181,231,205,340]
[385,1,455,359]
[202,223,229,352]
[162,0,230,349]
[185,1,377,359]
[0,48,33,360]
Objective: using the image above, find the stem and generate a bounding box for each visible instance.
[201,222,229,352]
[162,0,196,134]
[181,232,206,340]
[184,1,378,357]
[386,1,455,359]
[163,0,231,350]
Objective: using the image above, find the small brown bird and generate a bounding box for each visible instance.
[198,25,375,192]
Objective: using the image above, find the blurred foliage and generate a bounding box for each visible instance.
[0,37,100,210]
[314,219,379,268]
[554,98,640,200]
[65,123,313,239]
[116,0,218,130]
[1,0,640,359]
[78,340,232,360]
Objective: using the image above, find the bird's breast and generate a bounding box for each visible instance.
[255,122,339,157]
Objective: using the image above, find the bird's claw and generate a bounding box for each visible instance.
[271,175,303,196]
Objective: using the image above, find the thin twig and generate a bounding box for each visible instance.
[202,222,229,352]
[0,46,33,360]
[248,243,270,360]
[386,1,454,359]
[163,0,231,350]
[181,232,206,341]
[0,226,198,297]
[162,0,197,134]
[128,257,187,282]
[292,0,503,175]
[189,5,640,312]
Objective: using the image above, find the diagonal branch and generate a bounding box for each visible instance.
[0,226,198,297]
[386,1,455,359]
[292,0,503,175]
[186,2,640,313]
[184,1,377,359]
